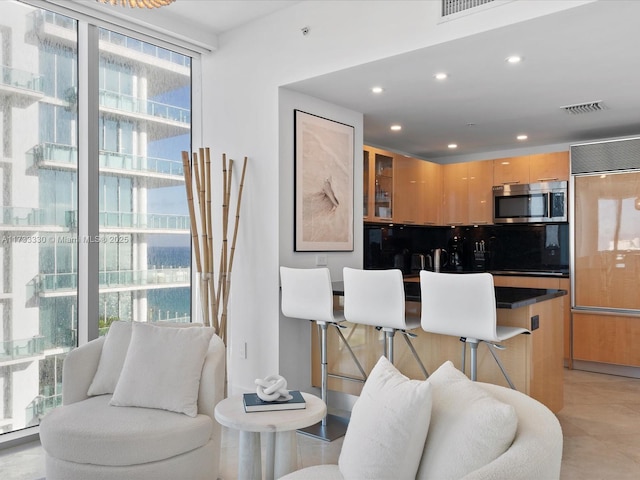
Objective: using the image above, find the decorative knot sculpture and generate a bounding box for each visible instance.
[254,374,293,402]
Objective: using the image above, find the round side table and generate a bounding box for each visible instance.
[214,392,326,480]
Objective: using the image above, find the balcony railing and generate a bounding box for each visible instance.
[100,150,184,177]
[99,211,190,230]
[100,89,190,124]
[98,29,191,68]
[31,11,189,68]
[25,392,62,426]
[0,336,46,363]
[27,143,184,178]
[1,65,44,93]
[0,206,71,228]
[37,267,190,293]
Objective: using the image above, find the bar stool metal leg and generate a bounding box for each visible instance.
[298,322,349,442]
[469,340,479,381]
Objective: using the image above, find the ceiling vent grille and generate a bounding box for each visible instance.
[442,0,495,17]
[561,101,606,115]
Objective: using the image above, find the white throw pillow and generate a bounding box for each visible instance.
[416,361,518,480]
[109,322,214,417]
[338,356,432,480]
[87,321,133,396]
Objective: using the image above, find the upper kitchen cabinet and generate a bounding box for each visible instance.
[493,156,530,185]
[442,160,493,226]
[393,155,421,224]
[363,146,394,223]
[393,156,442,225]
[529,152,569,182]
[467,160,494,225]
[494,152,569,185]
[419,160,442,225]
[442,162,468,226]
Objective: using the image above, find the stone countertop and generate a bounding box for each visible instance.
[332,281,566,310]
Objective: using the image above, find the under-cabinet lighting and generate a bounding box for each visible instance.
[371,86,384,94]
[448,143,458,149]
[390,125,402,131]
[517,134,528,140]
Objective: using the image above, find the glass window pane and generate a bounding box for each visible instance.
[1,2,78,435]
[98,28,191,330]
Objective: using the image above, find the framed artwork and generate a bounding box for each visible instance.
[294,110,354,252]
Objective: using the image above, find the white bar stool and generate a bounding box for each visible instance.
[342,267,428,378]
[280,266,367,441]
[419,270,530,388]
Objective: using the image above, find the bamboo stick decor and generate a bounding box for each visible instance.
[182,148,247,344]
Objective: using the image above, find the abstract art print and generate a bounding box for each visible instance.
[294,110,354,251]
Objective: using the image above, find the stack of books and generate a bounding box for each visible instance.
[243,390,306,412]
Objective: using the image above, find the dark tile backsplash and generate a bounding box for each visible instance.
[364,223,569,274]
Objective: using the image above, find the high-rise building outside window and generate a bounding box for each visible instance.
[0,1,193,438]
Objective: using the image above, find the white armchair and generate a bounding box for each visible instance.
[40,321,225,480]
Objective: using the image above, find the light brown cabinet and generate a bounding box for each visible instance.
[492,275,571,364]
[442,162,468,225]
[443,160,493,225]
[419,160,442,225]
[529,152,569,182]
[467,160,494,225]
[493,156,530,185]
[393,156,421,224]
[494,152,569,185]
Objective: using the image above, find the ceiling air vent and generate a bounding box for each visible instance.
[561,101,606,115]
[442,0,495,17]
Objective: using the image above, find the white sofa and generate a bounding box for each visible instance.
[280,359,563,480]
[39,323,225,480]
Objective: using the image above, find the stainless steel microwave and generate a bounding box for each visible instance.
[493,181,568,223]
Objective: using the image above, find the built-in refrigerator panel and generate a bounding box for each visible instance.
[573,171,640,313]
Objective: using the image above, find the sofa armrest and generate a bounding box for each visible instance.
[62,336,105,405]
[461,383,563,480]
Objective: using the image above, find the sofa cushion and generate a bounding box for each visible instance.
[338,356,432,480]
[40,394,213,466]
[416,361,518,480]
[110,322,214,417]
[87,320,132,396]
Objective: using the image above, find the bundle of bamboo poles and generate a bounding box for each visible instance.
[181,147,247,345]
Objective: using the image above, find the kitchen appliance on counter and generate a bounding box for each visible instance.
[493,181,568,223]
[447,235,466,271]
[432,248,447,272]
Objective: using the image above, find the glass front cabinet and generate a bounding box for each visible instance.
[363,146,394,222]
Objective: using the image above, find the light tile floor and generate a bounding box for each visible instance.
[2,368,640,479]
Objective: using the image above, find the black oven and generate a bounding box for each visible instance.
[493,181,567,223]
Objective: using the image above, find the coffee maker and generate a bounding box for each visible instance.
[448,235,466,271]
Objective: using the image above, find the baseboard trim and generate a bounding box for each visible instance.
[571,360,640,379]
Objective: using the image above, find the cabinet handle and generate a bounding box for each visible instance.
[471,221,488,225]
[501,181,521,185]
[448,222,464,226]
[402,220,416,224]
[536,177,559,182]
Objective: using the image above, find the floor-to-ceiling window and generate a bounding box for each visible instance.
[1,1,193,438]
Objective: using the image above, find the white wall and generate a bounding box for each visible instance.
[199,0,593,393]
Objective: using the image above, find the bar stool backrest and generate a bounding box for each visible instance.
[419,271,498,342]
[280,266,335,324]
[343,267,407,330]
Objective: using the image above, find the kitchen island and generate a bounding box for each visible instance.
[311,282,566,413]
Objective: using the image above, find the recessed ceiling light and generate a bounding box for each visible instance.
[371,86,384,94]
[448,143,458,149]
[517,134,528,140]
[506,55,522,64]
[390,124,402,131]
[434,72,448,80]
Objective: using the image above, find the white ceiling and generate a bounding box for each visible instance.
[284,0,640,163]
[86,0,640,163]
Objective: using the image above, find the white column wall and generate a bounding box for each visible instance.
[199,0,592,393]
